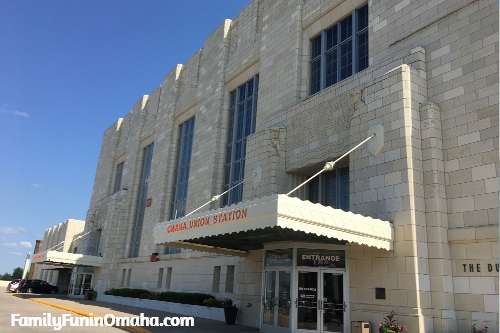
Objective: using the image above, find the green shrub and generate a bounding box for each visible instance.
[105,288,151,298]
[103,288,222,307]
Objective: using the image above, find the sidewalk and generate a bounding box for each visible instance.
[13,293,259,333]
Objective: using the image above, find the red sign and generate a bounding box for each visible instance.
[166,208,248,234]
[146,198,152,207]
[33,253,46,259]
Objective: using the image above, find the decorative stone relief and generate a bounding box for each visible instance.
[88,209,98,224]
[229,23,239,55]
[350,90,363,107]
[267,128,282,156]
[256,0,264,35]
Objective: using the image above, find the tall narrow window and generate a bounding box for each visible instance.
[212,266,221,292]
[165,267,172,289]
[157,268,164,289]
[310,5,368,94]
[308,166,349,211]
[225,265,235,293]
[126,269,132,287]
[113,162,124,193]
[171,117,195,219]
[130,143,154,258]
[356,5,369,72]
[121,269,126,287]
[339,15,353,81]
[310,36,322,94]
[222,76,259,206]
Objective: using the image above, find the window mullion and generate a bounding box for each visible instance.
[352,10,357,75]
[336,25,340,84]
[320,30,326,91]
[251,75,258,133]
[319,174,325,205]
[228,89,239,203]
[173,123,186,217]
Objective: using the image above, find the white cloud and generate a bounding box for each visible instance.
[32,183,42,188]
[9,252,23,256]
[20,241,32,248]
[3,243,18,249]
[0,227,26,234]
[0,107,29,118]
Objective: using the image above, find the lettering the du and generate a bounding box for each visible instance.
[166,208,247,233]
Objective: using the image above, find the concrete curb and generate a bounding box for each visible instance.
[12,294,152,333]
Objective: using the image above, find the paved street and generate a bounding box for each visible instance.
[0,285,120,332]
[0,281,259,333]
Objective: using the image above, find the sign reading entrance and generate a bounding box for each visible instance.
[297,249,345,268]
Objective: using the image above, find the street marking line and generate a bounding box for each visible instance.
[25,297,152,333]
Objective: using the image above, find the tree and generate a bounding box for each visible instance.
[0,273,12,281]
[0,267,24,280]
[12,267,23,279]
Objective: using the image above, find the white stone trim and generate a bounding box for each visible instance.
[154,194,393,251]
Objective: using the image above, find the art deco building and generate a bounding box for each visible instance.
[33,0,499,332]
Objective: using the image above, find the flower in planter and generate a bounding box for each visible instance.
[471,324,488,333]
[203,298,224,308]
[378,311,407,332]
[223,298,238,309]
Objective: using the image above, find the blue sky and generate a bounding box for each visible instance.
[0,0,250,275]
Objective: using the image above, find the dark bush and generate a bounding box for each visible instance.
[103,288,222,307]
[105,288,151,298]
[157,291,217,306]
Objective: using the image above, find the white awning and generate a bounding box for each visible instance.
[154,194,393,254]
[31,251,103,267]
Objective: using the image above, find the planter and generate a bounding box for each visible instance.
[224,307,238,325]
[99,294,225,321]
[84,291,94,300]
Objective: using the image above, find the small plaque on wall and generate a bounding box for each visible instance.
[375,288,386,300]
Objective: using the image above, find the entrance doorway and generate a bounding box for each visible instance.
[296,271,345,333]
[68,266,94,298]
[262,270,292,333]
[261,245,348,333]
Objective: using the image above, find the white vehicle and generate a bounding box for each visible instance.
[9,281,21,292]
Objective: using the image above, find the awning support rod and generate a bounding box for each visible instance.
[48,223,105,252]
[185,171,257,218]
[286,134,375,197]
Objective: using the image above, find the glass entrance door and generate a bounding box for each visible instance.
[69,273,93,297]
[262,270,291,333]
[296,271,345,333]
[322,272,344,333]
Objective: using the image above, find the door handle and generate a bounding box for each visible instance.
[318,299,322,311]
[343,301,347,312]
[295,298,298,308]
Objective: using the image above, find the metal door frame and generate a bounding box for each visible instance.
[261,268,293,333]
[261,242,349,333]
[294,268,348,333]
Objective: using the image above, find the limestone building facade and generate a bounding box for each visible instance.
[33,0,498,332]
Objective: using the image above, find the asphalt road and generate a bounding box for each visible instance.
[0,284,121,333]
[0,281,259,333]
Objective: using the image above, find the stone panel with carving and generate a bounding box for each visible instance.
[287,91,355,170]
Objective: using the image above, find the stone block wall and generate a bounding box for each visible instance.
[79,0,498,331]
